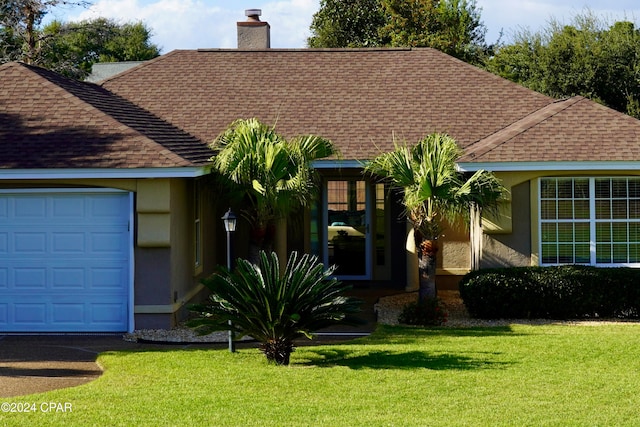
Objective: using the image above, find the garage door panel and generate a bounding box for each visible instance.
[52,196,85,218]
[52,232,85,252]
[14,197,46,218]
[14,303,47,325]
[14,268,47,289]
[0,191,131,332]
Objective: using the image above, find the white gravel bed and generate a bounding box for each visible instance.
[123,327,253,344]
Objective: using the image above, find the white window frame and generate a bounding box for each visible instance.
[539,177,640,267]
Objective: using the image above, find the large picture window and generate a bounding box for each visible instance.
[540,177,640,266]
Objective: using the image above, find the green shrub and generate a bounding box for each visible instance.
[459,265,640,319]
[398,297,448,326]
[189,251,362,365]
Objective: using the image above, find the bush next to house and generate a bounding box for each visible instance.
[459,265,640,319]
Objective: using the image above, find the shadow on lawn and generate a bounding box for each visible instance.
[301,348,511,370]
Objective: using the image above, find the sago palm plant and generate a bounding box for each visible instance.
[189,251,362,365]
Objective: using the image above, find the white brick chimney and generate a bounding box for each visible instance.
[237,9,270,49]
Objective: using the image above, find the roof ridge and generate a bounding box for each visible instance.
[460,96,584,161]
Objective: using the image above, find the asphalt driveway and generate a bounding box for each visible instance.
[0,335,134,398]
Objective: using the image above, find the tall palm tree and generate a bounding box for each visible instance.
[365,133,505,301]
[211,118,338,263]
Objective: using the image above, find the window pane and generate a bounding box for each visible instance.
[574,200,589,219]
[595,200,610,219]
[630,244,640,263]
[558,244,574,263]
[558,223,573,242]
[630,223,640,242]
[613,244,628,263]
[596,223,611,242]
[612,179,628,198]
[574,223,590,242]
[557,179,573,198]
[612,223,628,242]
[612,199,628,219]
[595,179,610,198]
[540,200,556,220]
[557,200,573,219]
[574,179,589,198]
[596,243,612,263]
[630,200,640,219]
[629,180,640,198]
[541,222,557,242]
[542,244,558,264]
[575,244,590,263]
[540,179,557,199]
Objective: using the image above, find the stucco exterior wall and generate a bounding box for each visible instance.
[482,181,532,268]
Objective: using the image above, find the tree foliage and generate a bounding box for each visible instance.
[210,118,338,263]
[308,0,489,64]
[365,133,504,300]
[1,1,160,79]
[486,11,640,118]
[307,0,388,48]
[41,18,160,79]
[0,0,88,64]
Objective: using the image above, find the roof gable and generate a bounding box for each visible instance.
[461,96,640,163]
[0,62,212,169]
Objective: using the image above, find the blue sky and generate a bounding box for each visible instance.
[47,0,640,53]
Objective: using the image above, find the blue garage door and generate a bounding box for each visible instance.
[0,190,132,332]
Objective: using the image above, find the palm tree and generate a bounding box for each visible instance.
[365,133,505,301]
[189,251,362,365]
[211,118,338,263]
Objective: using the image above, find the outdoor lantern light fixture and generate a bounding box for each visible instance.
[221,208,237,233]
[221,207,237,353]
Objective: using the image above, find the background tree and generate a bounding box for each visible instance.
[308,0,490,64]
[0,0,89,64]
[308,0,388,48]
[40,18,160,79]
[1,1,160,79]
[486,11,640,118]
[380,0,487,63]
[211,118,338,264]
[365,133,504,301]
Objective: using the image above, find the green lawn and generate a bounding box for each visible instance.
[3,323,640,426]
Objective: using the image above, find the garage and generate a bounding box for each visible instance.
[0,189,133,333]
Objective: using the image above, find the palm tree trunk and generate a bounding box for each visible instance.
[248,222,276,265]
[417,239,438,301]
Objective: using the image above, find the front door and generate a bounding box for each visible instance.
[324,180,371,279]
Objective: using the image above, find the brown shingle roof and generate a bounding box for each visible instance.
[460,96,640,163]
[101,48,558,161]
[0,62,212,169]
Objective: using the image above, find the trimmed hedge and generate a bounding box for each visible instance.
[459,265,640,319]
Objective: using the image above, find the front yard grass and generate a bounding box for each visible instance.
[3,323,640,426]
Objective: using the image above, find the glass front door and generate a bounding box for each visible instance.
[325,180,371,278]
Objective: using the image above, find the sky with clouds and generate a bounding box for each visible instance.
[46,0,640,53]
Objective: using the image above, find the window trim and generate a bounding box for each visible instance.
[538,177,640,267]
